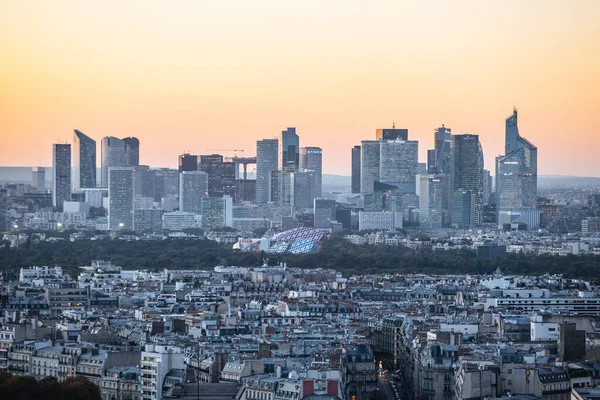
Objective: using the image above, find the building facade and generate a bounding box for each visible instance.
[52,143,71,211]
[73,129,97,190]
[299,146,323,198]
[256,138,278,204]
[101,137,139,187]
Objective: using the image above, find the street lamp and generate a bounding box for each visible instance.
[57,222,63,230]
[119,222,124,230]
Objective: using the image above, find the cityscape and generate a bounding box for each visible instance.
[1,2,600,400]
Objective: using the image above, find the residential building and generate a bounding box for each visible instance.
[341,343,377,400]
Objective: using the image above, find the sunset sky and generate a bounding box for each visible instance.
[1,0,599,176]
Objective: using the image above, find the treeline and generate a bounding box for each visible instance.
[0,373,101,400]
[1,235,600,280]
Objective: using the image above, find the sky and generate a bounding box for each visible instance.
[1,0,599,176]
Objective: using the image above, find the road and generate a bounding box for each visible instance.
[378,372,401,400]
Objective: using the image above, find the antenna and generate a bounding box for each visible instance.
[392,121,395,129]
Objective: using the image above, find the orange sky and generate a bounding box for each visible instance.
[1,0,599,176]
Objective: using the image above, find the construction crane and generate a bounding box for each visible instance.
[207,148,245,157]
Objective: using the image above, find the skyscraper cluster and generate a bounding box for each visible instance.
[351,109,539,230]
[255,128,323,214]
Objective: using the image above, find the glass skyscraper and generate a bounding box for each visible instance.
[379,140,419,194]
[351,145,361,194]
[101,136,140,187]
[278,128,299,206]
[360,140,380,194]
[496,109,538,218]
[299,147,322,198]
[451,134,484,225]
[73,129,96,190]
[52,143,71,211]
[256,138,278,204]
[108,167,134,230]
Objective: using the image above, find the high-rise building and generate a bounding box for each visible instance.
[496,109,538,225]
[290,170,317,211]
[483,169,493,205]
[299,147,322,198]
[108,167,134,230]
[375,127,408,141]
[279,127,299,205]
[72,129,96,190]
[52,144,71,211]
[179,171,208,214]
[0,189,7,232]
[314,199,337,229]
[451,189,476,228]
[429,125,452,173]
[199,155,236,199]
[419,174,450,229]
[360,140,380,194]
[101,136,139,187]
[152,168,179,202]
[133,165,154,198]
[201,196,233,230]
[256,138,278,204]
[178,153,198,172]
[32,167,46,192]
[351,146,361,194]
[451,134,484,225]
[379,140,419,194]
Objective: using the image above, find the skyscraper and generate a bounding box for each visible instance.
[179,171,208,214]
[379,140,419,194]
[199,154,236,199]
[256,138,278,204]
[108,167,134,230]
[179,153,198,172]
[52,143,71,211]
[451,134,484,225]
[429,125,452,173]
[279,127,299,206]
[290,170,317,211]
[496,108,538,227]
[360,140,380,194]
[201,195,233,230]
[299,147,323,198]
[72,129,96,190]
[375,127,408,141]
[32,167,46,192]
[351,145,361,194]
[101,136,140,187]
[451,189,476,228]
[0,189,7,232]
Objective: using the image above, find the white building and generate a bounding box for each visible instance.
[162,212,201,231]
[19,266,63,283]
[140,345,184,400]
[358,211,402,231]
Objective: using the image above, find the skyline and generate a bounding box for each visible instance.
[1,1,599,176]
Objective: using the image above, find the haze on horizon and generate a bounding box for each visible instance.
[1,0,599,176]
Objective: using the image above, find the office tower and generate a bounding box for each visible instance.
[451,190,476,228]
[314,199,337,229]
[201,195,233,230]
[419,174,450,229]
[0,189,7,231]
[108,167,134,230]
[152,168,179,202]
[32,167,46,192]
[483,169,493,205]
[52,143,71,211]
[496,108,538,225]
[299,147,323,198]
[433,125,452,173]
[101,136,140,187]
[290,170,317,211]
[379,140,419,194]
[351,146,361,194]
[256,138,278,204]
[451,134,484,225]
[199,154,236,199]
[375,127,408,141]
[178,153,198,172]
[133,165,154,198]
[360,140,380,194]
[270,170,281,205]
[179,171,208,214]
[279,127,299,205]
[72,129,96,190]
